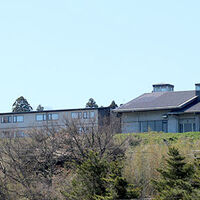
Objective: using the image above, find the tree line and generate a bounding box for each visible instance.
[12,96,118,113]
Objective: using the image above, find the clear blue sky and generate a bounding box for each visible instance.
[0,0,200,112]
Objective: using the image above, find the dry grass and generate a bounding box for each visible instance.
[120,132,200,197]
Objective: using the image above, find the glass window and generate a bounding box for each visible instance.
[148,121,154,131]
[162,121,168,133]
[71,112,78,119]
[193,123,196,132]
[1,116,12,123]
[140,121,148,132]
[36,114,45,121]
[184,123,192,132]
[78,112,82,119]
[13,116,24,123]
[89,111,95,118]
[47,113,58,120]
[51,113,58,120]
[155,121,162,132]
[83,112,88,119]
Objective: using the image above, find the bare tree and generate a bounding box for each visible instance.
[0,117,125,200]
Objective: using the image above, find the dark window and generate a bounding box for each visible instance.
[140,120,168,133]
[1,116,12,123]
[140,121,148,132]
[83,112,88,119]
[184,123,192,132]
[78,112,82,119]
[155,121,162,132]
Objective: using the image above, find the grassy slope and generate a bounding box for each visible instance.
[115,132,200,144]
[116,132,200,197]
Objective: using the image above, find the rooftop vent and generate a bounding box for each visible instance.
[153,83,174,93]
[195,83,200,96]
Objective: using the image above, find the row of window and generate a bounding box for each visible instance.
[140,120,168,133]
[1,111,96,124]
[36,113,59,121]
[71,111,95,119]
[1,115,24,123]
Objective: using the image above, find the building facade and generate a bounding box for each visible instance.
[115,83,200,133]
[0,107,111,137]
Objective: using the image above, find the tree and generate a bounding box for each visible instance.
[12,96,33,112]
[86,98,98,108]
[62,151,140,200]
[36,104,44,111]
[109,101,118,109]
[152,147,198,200]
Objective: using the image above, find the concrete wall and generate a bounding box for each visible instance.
[121,111,200,133]
[0,109,99,133]
[121,110,170,133]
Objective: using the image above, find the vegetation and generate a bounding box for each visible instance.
[109,101,118,109]
[1,128,200,199]
[153,147,199,200]
[12,96,33,112]
[85,98,98,108]
[36,104,44,111]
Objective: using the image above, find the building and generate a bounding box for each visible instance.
[0,107,111,137]
[114,83,200,133]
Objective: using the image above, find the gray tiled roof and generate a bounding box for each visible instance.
[115,91,197,112]
[184,102,200,113]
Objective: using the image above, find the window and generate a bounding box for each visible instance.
[83,112,88,119]
[13,116,24,123]
[89,111,95,118]
[48,113,59,120]
[140,120,168,133]
[71,112,78,119]
[36,114,46,121]
[140,121,148,132]
[1,116,12,123]
[155,121,163,132]
[78,112,82,119]
[179,118,195,132]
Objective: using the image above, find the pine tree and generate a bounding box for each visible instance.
[86,98,98,108]
[109,101,118,109]
[62,151,140,200]
[12,96,33,112]
[152,147,198,200]
[36,104,44,111]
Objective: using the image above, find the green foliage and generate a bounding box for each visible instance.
[12,96,33,112]
[86,98,98,108]
[109,101,118,109]
[36,104,44,111]
[152,147,199,200]
[62,151,140,200]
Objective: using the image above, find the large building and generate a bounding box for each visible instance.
[115,83,200,133]
[0,107,111,137]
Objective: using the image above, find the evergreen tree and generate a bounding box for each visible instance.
[152,147,198,200]
[36,104,44,111]
[62,151,140,200]
[86,98,98,108]
[109,101,118,109]
[12,96,33,112]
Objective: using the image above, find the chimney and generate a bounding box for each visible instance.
[195,83,200,97]
[153,84,174,92]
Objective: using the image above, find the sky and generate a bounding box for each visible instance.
[0,0,200,112]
